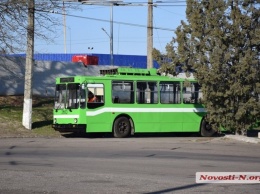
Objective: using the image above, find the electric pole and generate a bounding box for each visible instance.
[147,0,153,69]
[22,0,35,130]
[63,1,67,53]
[110,4,114,66]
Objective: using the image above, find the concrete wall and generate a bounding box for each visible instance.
[0,56,116,97]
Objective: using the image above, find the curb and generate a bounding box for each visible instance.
[224,135,260,144]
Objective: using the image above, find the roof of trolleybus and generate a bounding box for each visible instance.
[56,68,196,83]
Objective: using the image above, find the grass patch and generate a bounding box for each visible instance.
[0,96,61,138]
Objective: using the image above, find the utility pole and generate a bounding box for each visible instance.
[22,0,35,130]
[63,1,67,53]
[101,3,115,66]
[110,4,114,66]
[147,0,153,69]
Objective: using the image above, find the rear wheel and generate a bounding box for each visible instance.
[113,116,131,138]
[200,119,215,137]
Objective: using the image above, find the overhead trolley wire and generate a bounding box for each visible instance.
[35,9,176,31]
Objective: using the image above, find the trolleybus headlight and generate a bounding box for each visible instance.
[74,118,78,123]
[54,118,57,123]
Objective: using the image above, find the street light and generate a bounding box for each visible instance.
[63,0,169,69]
[63,0,116,65]
[80,1,128,66]
[102,26,113,66]
[63,0,141,66]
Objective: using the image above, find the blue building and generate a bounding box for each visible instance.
[11,53,160,69]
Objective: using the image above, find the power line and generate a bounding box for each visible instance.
[35,9,176,31]
[63,0,186,6]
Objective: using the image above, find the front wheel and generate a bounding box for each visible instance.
[113,116,131,138]
[200,119,215,137]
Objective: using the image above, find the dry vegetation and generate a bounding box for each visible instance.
[0,95,61,138]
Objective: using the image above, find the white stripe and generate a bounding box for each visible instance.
[54,115,79,119]
[86,107,206,116]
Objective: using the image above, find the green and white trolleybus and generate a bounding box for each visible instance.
[52,67,215,137]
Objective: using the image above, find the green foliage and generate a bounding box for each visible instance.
[174,0,260,135]
[152,40,181,76]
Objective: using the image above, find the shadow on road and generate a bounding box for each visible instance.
[143,183,206,194]
[61,132,224,139]
[247,129,260,137]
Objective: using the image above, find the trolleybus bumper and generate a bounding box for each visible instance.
[52,124,86,133]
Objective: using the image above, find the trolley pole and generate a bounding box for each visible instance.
[22,0,35,130]
[147,0,153,69]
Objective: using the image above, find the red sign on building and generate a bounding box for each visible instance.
[72,55,99,66]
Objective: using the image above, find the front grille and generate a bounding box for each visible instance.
[52,124,86,133]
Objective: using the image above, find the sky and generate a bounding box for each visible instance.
[34,0,187,56]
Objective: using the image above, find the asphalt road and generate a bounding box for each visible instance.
[0,136,259,194]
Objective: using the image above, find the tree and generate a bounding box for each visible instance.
[0,0,78,54]
[22,0,35,130]
[152,40,183,76]
[174,0,260,135]
[0,0,26,53]
[0,0,79,130]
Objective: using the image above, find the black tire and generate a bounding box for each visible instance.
[113,116,131,138]
[200,119,215,137]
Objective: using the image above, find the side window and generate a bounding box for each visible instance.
[160,82,181,104]
[87,83,104,109]
[183,82,202,104]
[112,81,134,104]
[136,81,158,104]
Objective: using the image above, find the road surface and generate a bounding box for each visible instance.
[0,136,259,194]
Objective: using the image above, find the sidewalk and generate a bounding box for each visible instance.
[224,135,260,144]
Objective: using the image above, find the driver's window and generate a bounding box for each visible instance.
[87,84,104,109]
